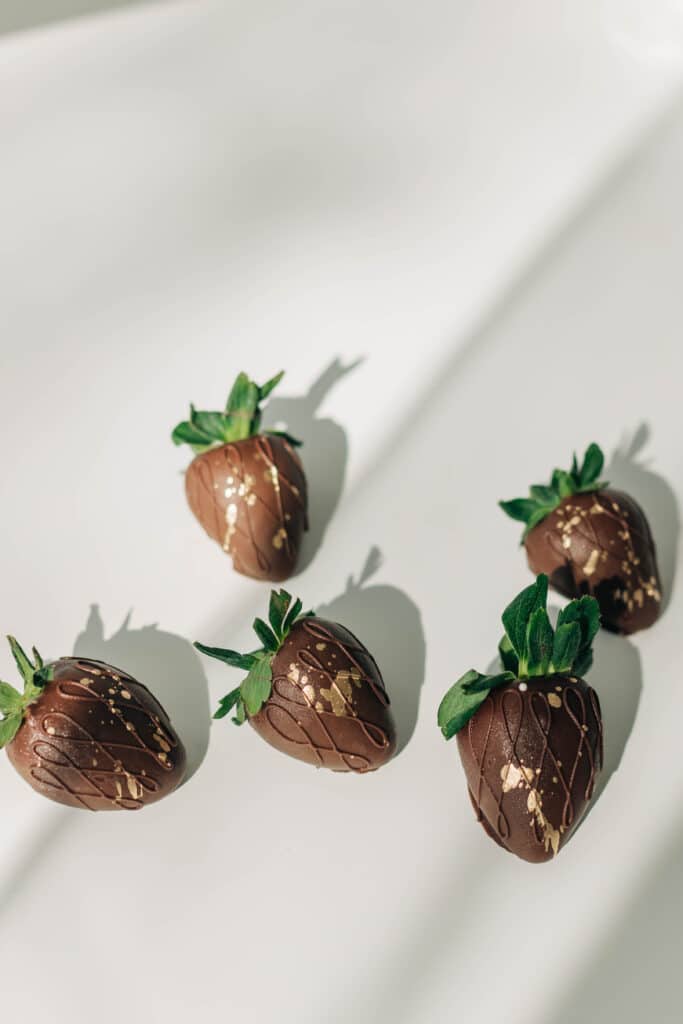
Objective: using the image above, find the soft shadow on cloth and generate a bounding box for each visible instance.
[607,423,680,615]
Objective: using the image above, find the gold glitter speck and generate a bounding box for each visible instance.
[272,527,288,549]
[583,549,600,577]
[548,693,562,708]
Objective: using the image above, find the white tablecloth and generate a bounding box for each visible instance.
[1,3,682,1022]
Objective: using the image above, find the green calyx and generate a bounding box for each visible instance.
[171,370,302,454]
[499,442,607,541]
[437,575,600,741]
[0,637,53,748]
[194,589,314,725]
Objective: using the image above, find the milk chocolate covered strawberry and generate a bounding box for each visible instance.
[0,638,185,810]
[172,371,308,581]
[500,443,661,633]
[196,590,396,773]
[437,576,603,863]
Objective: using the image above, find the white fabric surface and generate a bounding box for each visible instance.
[1,3,682,1022]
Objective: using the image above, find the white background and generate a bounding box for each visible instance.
[1,3,683,1022]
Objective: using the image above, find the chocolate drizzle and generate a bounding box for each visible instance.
[525,489,661,634]
[250,618,396,773]
[457,675,602,862]
[185,434,308,581]
[6,658,186,811]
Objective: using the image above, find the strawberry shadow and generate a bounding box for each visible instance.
[584,627,642,805]
[607,422,680,615]
[74,604,211,783]
[261,357,360,575]
[314,546,426,756]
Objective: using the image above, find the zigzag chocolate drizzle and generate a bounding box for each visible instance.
[7,658,186,812]
[249,617,396,773]
[185,433,308,581]
[458,675,602,862]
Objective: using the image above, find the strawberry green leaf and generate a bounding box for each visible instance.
[268,589,291,638]
[573,647,594,678]
[282,597,304,634]
[213,687,243,720]
[252,618,278,652]
[556,595,600,676]
[0,681,23,715]
[499,498,538,523]
[462,671,515,695]
[226,372,259,416]
[190,407,231,442]
[171,420,214,448]
[438,670,514,740]
[232,698,247,726]
[525,608,554,676]
[173,370,296,454]
[195,590,312,730]
[553,469,575,498]
[550,622,581,674]
[0,712,22,748]
[523,505,556,539]
[258,371,285,400]
[241,657,273,715]
[579,443,605,488]
[437,580,601,738]
[556,595,600,648]
[499,633,518,673]
[8,636,34,686]
[193,643,258,671]
[438,670,489,740]
[501,443,608,542]
[502,575,548,663]
[529,485,557,505]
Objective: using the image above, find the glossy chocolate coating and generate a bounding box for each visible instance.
[6,657,186,811]
[185,434,308,582]
[457,675,602,863]
[250,617,396,772]
[524,489,661,634]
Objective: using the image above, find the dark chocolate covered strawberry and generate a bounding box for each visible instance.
[196,590,396,773]
[437,576,603,863]
[500,443,661,634]
[172,371,308,582]
[0,637,186,811]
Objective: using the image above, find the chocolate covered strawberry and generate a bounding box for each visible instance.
[172,371,308,581]
[0,637,186,810]
[500,442,661,633]
[437,576,603,862]
[196,589,396,773]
